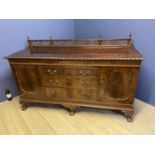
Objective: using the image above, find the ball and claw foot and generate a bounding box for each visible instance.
[127,115,133,122]
[20,100,28,111]
[21,104,27,111]
[122,111,133,122]
[69,111,75,116]
[62,105,78,116]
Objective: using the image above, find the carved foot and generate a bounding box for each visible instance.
[69,111,75,116]
[127,115,133,122]
[19,100,28,111]
[122,110,133,122]
[62,105,78,116]
[21,104,28,111]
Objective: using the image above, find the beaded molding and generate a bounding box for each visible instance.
[7,56,143,60]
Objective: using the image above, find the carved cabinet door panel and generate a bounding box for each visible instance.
[99,67,139,104]
[11,64,43,96]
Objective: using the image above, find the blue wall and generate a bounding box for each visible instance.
[0,19,75,102]
[1,19,155,105]
[75,19,155,105]
[75,20,106,38]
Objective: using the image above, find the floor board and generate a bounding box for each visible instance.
[0,97,155,135]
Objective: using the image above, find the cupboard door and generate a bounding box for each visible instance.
[99,67,139,103]
[12,65,43,96]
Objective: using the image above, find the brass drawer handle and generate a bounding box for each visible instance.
[80,80,90,85]
[86,70,90,74]
[49,80,59,85]
[47,69,57,75]
[79,70,90,76]
[79,70,84,75]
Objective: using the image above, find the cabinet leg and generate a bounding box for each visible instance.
[21,104,28,111]
[122,110,133,122]
[127,111,133,122]
[62,105,78,116]
[69,110,75,116]
[19,100,28,111]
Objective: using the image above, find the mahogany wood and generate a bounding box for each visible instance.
[5,36,143,122]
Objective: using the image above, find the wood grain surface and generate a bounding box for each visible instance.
[0,97,155,135]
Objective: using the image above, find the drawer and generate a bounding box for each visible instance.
[45,87,97,101]
[42,76,97,89]
[40,66,98,77]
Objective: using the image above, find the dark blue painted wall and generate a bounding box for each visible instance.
[0,19,75,102]
[75,19,155,105]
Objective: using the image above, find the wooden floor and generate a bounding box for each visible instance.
[0,96,155,135]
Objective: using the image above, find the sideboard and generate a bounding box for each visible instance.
[5,35,143,122]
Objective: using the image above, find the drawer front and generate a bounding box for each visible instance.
[42,76,97,89]
[40,66,98,77]
[45,87,97,101]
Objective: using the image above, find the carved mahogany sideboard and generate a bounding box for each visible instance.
[5,35,143,122]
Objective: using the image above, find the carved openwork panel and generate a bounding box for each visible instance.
[28,38,131,47]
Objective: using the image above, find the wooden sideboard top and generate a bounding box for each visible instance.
[5,47,143,61]
[5,36,144,61]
